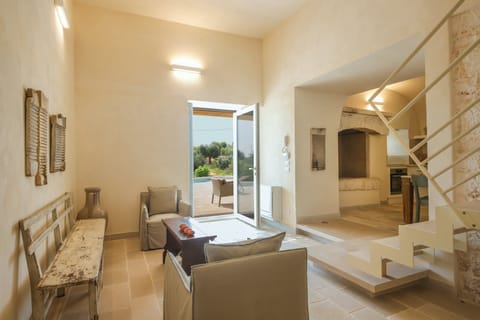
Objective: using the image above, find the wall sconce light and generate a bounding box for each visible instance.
[170,64,203,75]
[54,0,70,29]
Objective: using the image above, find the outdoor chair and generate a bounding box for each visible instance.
[211,178,233,206]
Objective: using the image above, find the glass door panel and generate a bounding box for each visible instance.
[234,104,259,226]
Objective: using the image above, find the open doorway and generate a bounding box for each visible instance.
[189,100,260,226]
[191,104,236,217]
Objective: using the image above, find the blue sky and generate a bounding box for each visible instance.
[192,115,233,146]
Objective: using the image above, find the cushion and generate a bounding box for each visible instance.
[204,232,286,262]
[148,186,177,215]
[147,213,180,225]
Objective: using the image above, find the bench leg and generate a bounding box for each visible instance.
[31,290,46,320]
[88,281,99,320]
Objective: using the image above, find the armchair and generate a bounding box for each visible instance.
[163,248,309,320]
[211,178,233,206]
[140,186,191,251]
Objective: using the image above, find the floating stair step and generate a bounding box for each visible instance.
[349,248,371,262]
[404,220,436,233]
[308,240,429,296]
[373,236,400,250]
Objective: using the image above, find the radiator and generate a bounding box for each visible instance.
[260,185,282,221]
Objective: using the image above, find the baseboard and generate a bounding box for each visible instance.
[104,232,138,241]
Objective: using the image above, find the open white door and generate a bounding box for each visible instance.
[233,104,259,226]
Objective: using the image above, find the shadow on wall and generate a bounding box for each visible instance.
[1,222,29,320]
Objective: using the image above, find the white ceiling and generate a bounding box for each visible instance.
[74,0,309,38]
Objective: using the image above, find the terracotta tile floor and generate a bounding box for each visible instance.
[51,220,480,320]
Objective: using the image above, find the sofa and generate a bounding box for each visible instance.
[163,247,309,320]
[211,178,233,206]
[139,186,191,250]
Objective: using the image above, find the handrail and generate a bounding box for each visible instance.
[411,95,480,153]
[388,36,480,124]
[443,170,480,194]
[432,146,480,179]
[367,0,465,104]
[420,121,480,166]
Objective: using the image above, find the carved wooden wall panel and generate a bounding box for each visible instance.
[25,88,48,186]
[50,114,66,172]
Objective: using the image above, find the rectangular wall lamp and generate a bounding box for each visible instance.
[170,64,203,75]
[54,0,70,29]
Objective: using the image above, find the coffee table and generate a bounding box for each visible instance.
[162,217,217,275]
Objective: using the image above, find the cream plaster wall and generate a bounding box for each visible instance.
[262,0,459,227]
[0,1,75,319]
[369,134,389,201]
[74,4,262,235]
[294,88,345,222]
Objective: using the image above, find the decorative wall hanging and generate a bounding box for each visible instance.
[50,114,66,172]
[25,88,49,186]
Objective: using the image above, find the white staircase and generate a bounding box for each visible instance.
[347,0,480,279]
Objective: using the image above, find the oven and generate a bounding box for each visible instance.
[390,167,407,194]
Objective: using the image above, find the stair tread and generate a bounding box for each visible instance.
[373,236,400,249]
[349,249,370,261]
[404,220,436,233]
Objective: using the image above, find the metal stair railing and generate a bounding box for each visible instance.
[365,0,480,228]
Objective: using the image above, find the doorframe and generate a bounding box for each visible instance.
[188,100,243,217]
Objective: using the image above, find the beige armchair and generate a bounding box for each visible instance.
[211,178,233,206]
[139,186,191,251]
[163,248,309,320]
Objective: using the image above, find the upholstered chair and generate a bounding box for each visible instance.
[139,186,191,250]
[211,178,233,206]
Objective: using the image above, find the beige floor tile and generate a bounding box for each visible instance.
[104,239,125,251]
[131,294,162,320]
[153,280,165,301]
[308,288,328,304]
[103,267,129,286]
[100,283,131,313]
[149,263,166,282]
[127,250,145,261]
[125,237,141,251]
[104,254,127,272]
[129,274,155,299]
[321,287,364,313]
[127,258,149,276]
[351,307,386,320]
[309,300,352,320]
[144,249,164,266]
[387,289,426,308]
[416,303,465,320]
[413,280,480,319]
[100,308,132,320]
[339,286,408,317]
[387,308,433,320]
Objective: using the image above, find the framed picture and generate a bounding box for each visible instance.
[311,128,326,171]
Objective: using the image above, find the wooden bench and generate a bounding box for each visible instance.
[19,193,106,320]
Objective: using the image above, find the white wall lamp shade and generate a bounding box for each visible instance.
[55,0,70,29]
[171,64,203,75]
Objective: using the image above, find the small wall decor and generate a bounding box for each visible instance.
[311,128,326,171]
[25,88,48,186]
[50,114,66,172]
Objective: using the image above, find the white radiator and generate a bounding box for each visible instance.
[260,185,282,221]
